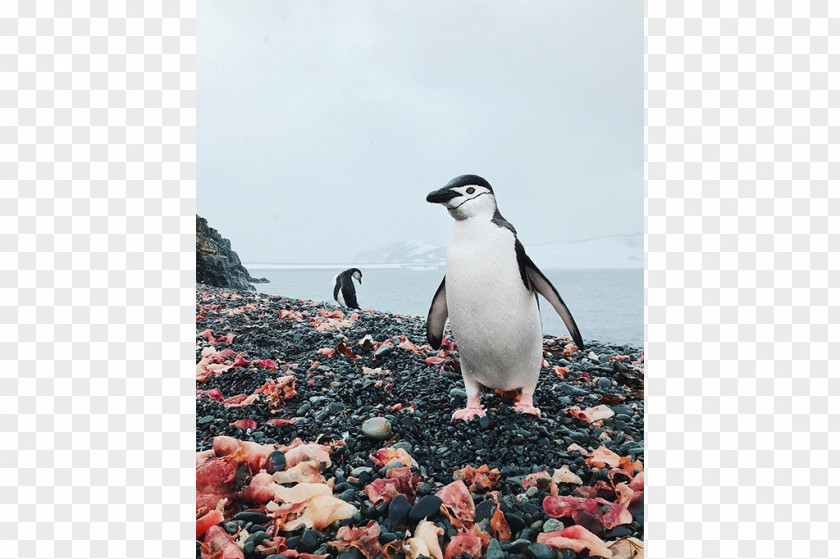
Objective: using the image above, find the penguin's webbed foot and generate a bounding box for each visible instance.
[451,394,486,422]
[513,390,541,417]
[452,406,487,421]
[513,403,541,416]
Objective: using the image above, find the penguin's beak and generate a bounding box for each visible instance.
[426,188,461,204]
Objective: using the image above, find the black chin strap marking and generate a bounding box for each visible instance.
[451,191,489,209]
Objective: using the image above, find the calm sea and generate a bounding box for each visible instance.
[249,267,643,347]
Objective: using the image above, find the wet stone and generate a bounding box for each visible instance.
[299,529,321,552]
[374,344,393,358]
[519,528,536,542]
[388,495,412,528]
[511,539,531,553]
[506,513,526,535]
[604,525,633,539]
[527,543,557,559]
[543,518,564,532]
[475,500,496,524]
[266,450,285,474]
[522,503,542,517]
[379,532,398,544]
[198,415,214,424]
[234,512,271,525]
[449,388,467,399]
[393,441,412,453]
[409,495,443,522]
[361,417,393,440]
[245,531,269,546]
[486,539,505,559]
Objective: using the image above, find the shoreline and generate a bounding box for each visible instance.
[196,284,644,558]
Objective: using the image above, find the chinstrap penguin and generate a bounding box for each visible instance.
[333,268,363,310]
[425,175,585,421]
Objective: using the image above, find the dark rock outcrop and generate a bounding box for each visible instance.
[196,215,267,290]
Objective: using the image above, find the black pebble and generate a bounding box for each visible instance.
[408,495,443,522]
[521,503,542,517]
[486,538,505,559]
[506,513,526,535]
[604,525,633,539]
[337,549,363,559]
[519,528,536,542]
[233,512,270,525]
[475,500,496,524]
[379,531,398,544]
[245,531,269,546]
[388,495,412,528]
[374,344,393,358]
[511,539,531,553]
[266,450,285,474]
[299,529,321,553]
[527,543,557,559]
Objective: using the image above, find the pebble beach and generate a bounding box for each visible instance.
[196,285,644,559]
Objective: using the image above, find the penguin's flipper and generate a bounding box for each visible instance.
[515,240,585,350]
[426,277,448,350]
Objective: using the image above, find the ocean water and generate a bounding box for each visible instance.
[250,267,643,347]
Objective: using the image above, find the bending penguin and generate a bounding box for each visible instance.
[332,268,363,310]
[425,175,585,421]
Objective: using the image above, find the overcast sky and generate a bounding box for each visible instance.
[198,1,642,264]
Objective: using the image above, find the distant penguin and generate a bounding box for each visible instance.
[332,268,363,310]
[425,175,585,421]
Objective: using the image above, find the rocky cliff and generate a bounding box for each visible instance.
[196,215,267,291]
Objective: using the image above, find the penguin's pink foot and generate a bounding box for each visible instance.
[513,392,541,416]
[452,394,486,421]
[513,403,541,416]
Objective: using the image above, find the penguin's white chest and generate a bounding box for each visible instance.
[445,221,543,390]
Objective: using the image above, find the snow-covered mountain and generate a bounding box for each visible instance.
[353,233,642,269]
[354,239,445,266]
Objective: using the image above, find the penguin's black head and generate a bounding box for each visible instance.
[348,268,362,284]
[426,175,497,220]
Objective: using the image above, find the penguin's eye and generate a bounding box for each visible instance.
[466,187,475,194]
